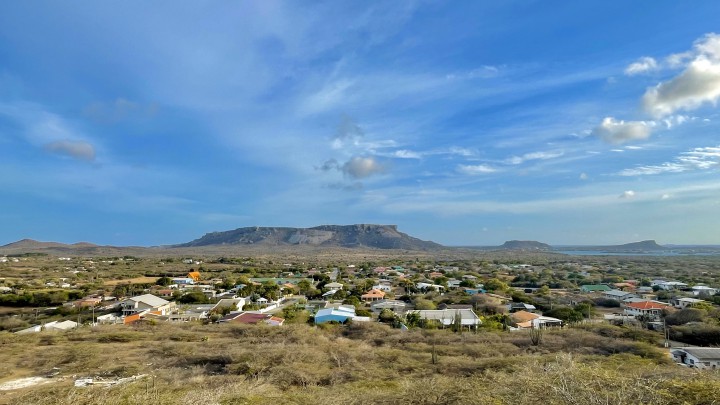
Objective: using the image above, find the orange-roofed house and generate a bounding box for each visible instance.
[623,301,670,320]
[187,271,201,282]
[361,289,386,302]
[510,310,563,329]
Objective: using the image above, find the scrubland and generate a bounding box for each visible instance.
[1,322,719,405]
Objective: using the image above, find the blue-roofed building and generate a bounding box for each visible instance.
[314,305,359,324]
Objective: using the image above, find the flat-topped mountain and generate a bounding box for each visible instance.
[499,240,552,251]
[174,224,443,250]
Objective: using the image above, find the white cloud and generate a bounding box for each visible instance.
[624,57,658,76]
[506,150,564,165]
[392,149,422,159]
[457,164,497,175]
[579,172,588,180]
[44,140,96,161]
[593,117,653,144]
[342,156,385,179]
[643,33,720,118]
[661,194,671,200]
[619,190,636,199]
[618,145,720,176]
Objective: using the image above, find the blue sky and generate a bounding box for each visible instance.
[1,1,720,246]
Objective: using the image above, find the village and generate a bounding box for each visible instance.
[2,253,720,370]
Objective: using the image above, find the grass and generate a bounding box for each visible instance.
[0,322,719,404]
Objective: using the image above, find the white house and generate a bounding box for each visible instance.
[372,284,393,293]
[16,320,78,334]
[407,309,481,328]
[671,348,720,369]
[691,285,718,296]
[671,297,705,309]
[657,281,688,291]
[120,294,175,316]
[416,282,445,292]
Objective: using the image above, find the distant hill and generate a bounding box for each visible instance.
[499,240,552,251]
[556,240,669,252]
[174,224,443,250]
[0,239,99,249]
[611,240,666,250]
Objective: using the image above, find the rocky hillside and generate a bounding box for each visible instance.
[174,224,443,250]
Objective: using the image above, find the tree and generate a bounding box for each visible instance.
[405,312,421,328]
[414,298,436,310]
[378,308,396,324]
[484,278,508,292]
[156,276,172,287]
[178,291,210,304]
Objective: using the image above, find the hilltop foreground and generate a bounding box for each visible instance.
[2,322,719,405]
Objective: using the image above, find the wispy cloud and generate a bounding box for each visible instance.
[618,145,720,176]
[457,164,497,175]
[624,57,658,76]
[505,150,564,165]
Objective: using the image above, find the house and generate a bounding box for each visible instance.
[219,312,285,326]
[623,301,670,320]
[603,290,635,301]
[407,309,481,329]
[671,348,720,369]
[691,285,718,296]
[371,299,408,314]
[315,305,369,324]
[361,289,386,302]
[120,294,175,316]
[508,302,536,313]
[74,296,102,308]
[322,289,339,299]
[657,281,688,291]
[510,310,562,329]
[187,271,201,282]
[213,298,245,313]
[96,314,121,324]
[325,282,344,290]
[416,282,445,292]
[16,320,78,334]
[581,285,611,293]
[172,277,195,285]
[371,284,393,293]
[670,297,706,309]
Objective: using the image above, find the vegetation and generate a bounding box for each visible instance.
[2,321,719,404]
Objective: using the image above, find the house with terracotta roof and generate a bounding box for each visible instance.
[509,310,562,329]
[361,289,386,302]
[623,300,670,320]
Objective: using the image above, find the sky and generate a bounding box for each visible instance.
[1,1,720,247]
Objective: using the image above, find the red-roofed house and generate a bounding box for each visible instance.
[624,301,670,320]
[361,289,386,302]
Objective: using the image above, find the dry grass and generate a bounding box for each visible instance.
[1,322,718,404]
